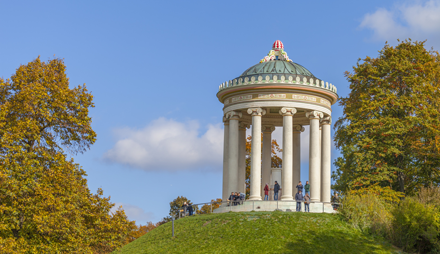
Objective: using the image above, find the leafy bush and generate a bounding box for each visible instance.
[391,192,440,253]
[339,192,393,237]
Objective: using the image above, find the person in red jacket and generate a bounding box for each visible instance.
[264,183,269,201]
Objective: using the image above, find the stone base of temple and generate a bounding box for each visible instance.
[214,201,336,213]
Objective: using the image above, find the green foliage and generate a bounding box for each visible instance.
[339,192,393,237]
[340,187,440,253]
[115,212,400,254]
[0,57,133,253]
[334,39,440,197]
[391,197,440,253]
[169,196,195,219]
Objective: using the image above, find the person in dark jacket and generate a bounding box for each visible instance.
[304,181,310,195]
[228,192,235,206]
[296,181,304,193]
[181,202,188,217]
[264,183,269,201]
[274,181,280,200]
[233,192,240,206]
[187,203,194,216]
[295,190,304,212]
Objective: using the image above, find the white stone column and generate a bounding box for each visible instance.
[226,111,242,194]
[292,124,304,197]
[280,107,296,201]
[238,122,249,194]
[321,116,332,203]
[306,111,323,202]
[222,117,229,202]
[262,125,275,197]
[247,107,266,201]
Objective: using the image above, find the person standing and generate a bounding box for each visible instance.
[296,181,304,194]
[264,183,269,201]
[233,192,240,206]
[295,190,304,212]
[304,193,310,212]
[304,181,310,195]
[274,181,280,201]
[188,203,194,216]
[332,193,340,210]
[228,192,235,206]
[181,202,188,217]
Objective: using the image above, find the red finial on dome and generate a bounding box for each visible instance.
[272,40,284,50]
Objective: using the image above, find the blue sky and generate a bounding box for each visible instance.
[1,0,439,224]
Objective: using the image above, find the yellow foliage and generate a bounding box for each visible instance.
[0,57,133,253]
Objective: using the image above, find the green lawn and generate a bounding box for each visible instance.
[115,211,403,254]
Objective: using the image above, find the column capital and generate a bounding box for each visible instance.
[247,107,266,116]
[293,124,305,132]
[306,110,324,119]
[279,107,297,116]
[225,111,242,120]
[223,116,229,124]
[321,116,332,125]
[239,122,250,130]
[262,125,276,133]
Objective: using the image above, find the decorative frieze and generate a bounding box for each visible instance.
[258,94,286,99]
[291,94,317,103]
[231,95,252,103]
[224,93,332,108]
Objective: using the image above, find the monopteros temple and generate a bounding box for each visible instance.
[215,40,338,213]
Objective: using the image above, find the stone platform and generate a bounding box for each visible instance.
[213,201,335,213]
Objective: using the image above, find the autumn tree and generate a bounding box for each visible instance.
[198,198,222,214]
[124,222,158,244]
[245,135,282,198]
[0,57,133,253]
[333,40,440,200]
[169,196,197,219]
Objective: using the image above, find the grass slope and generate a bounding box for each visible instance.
[116,211,403,254]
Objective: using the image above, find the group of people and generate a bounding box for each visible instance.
[181,202,194,216]
[227,192,245,206]
[294,181,311,212]
[263,180,312,212]
[263,181,283,201]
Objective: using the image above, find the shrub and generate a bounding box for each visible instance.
[391,196,440,253]
[339,192,393,237]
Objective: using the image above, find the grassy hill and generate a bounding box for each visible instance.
[115,211,403,254]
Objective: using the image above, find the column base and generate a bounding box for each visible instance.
[280,195,293,201]
[248,195,262,201]
[311,198,320,202]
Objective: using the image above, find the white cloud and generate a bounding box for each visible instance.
[104,118,223,171]
[360,0,440,48]
[111,203,154,223]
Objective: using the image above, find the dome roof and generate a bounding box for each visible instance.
[218,40,337,95]
[239,60,316,79]
[234,40,318,82]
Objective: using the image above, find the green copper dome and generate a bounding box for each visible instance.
[235,60,319,84]
[240,60,316,78]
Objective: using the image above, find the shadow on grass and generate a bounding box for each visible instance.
[284,230,391,254]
